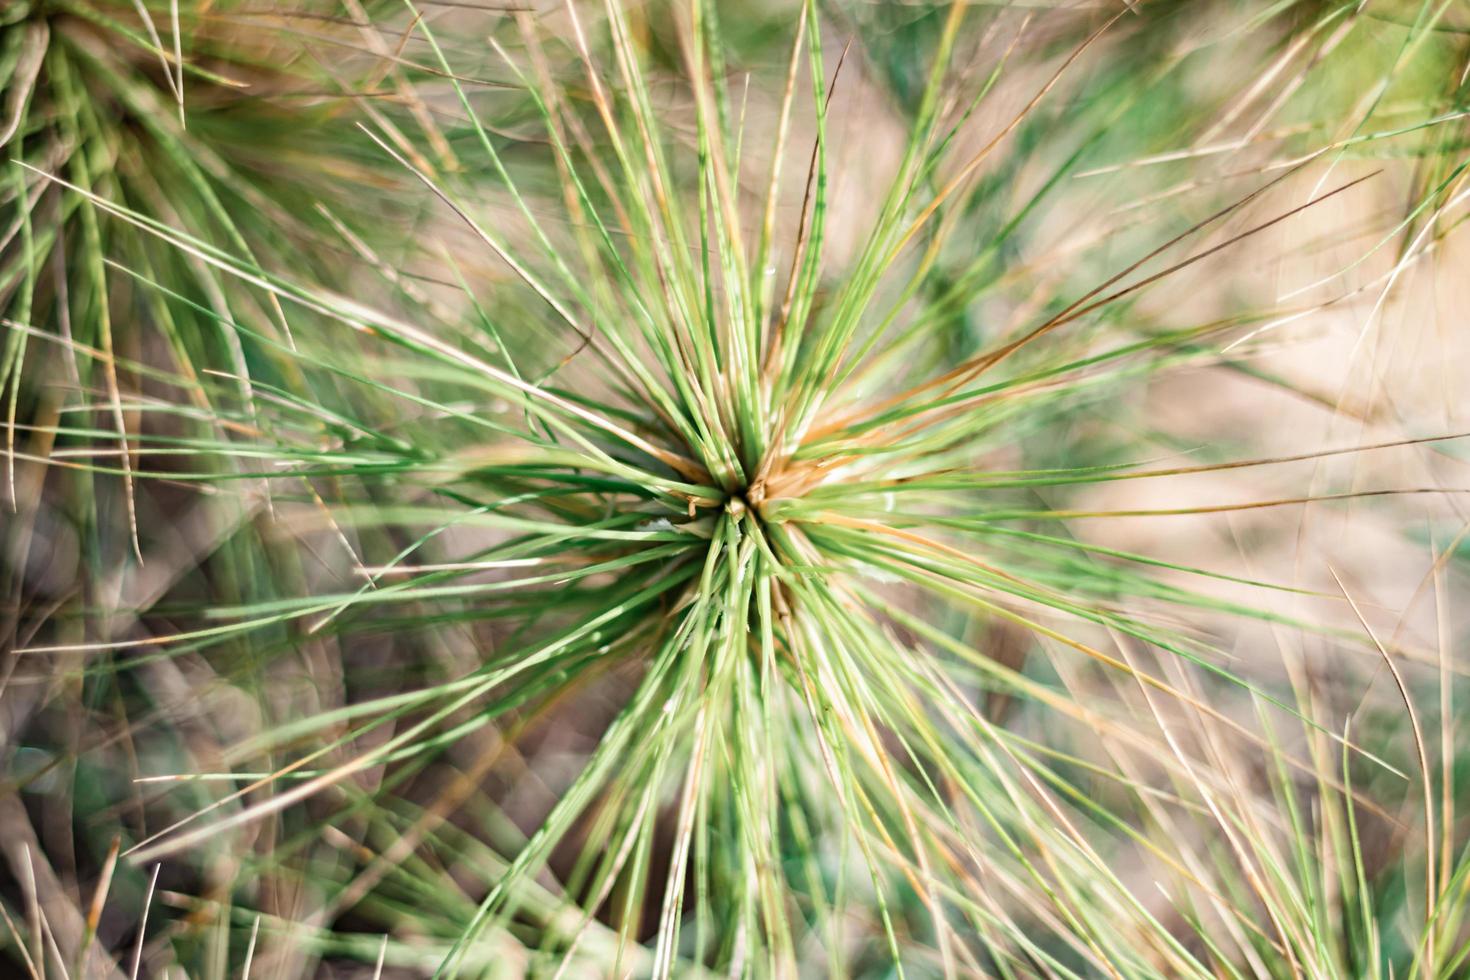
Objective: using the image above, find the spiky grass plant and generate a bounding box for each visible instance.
[5,0,1470,976]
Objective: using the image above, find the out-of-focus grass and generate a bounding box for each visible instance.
[2,1,1469,977]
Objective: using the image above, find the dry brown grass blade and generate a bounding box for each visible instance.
[77,836,120,978]
[0,22,48,148]
[885,8,1128,265]
[1114,631,1307,979]
[816,161,1365,443]
[0,899,42,980]
[960,163,1377,376]
[0,797,125,979]
[765,39,853,383]
[1330,565,1438,970]
[126,865,158,980]
[1024,487,1469,519]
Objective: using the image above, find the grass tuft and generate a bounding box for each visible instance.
[5,1,1470,976]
